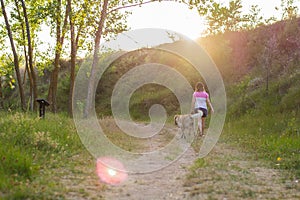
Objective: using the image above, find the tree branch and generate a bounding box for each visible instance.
[107,0,175,14]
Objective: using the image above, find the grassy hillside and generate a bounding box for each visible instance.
[212,18,300,178]
[222,70,300,177]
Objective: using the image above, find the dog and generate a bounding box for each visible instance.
[174,110,203,139]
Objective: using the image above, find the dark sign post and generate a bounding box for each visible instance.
[36,99,50,118]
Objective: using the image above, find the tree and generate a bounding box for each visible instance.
[20,0,38,110]
[49,0,125,114]
[1,0,26,110]
[13,0,33,109]
[67,0,75,116]
[0,78,2,109]
[83,0,176,117]
[279,0,299,20]
[1,0,46,111]
[84,0,109,117]
[191,0,244,35]
[47,0,69,113]
[242,5,264,30]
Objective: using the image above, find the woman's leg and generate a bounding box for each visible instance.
[202,117,205,134]
[198,117,202,135]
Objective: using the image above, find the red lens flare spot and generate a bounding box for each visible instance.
[96,157,128,185]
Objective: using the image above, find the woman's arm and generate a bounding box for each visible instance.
[207,98,214,114]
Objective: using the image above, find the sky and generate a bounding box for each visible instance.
[123,0,300,40]
[37,0,300,53]
[124,2,206,40]
[103,0,300,51]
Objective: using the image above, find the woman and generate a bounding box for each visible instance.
[191,82,214,136]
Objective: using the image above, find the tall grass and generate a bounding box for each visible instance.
[223,113,300,178]
[0,111,83,199]
[222,72,300,178]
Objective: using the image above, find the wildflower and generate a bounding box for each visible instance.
[277,157,282,162]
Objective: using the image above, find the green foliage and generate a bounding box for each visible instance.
[279,0,299,20]
[0,55,16,91]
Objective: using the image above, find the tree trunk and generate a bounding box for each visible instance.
[48,0,62,113]
[1,0,26,111]
[13,0,29,87]
[0,79,3,109]
[48,52,60,113]
[20,0,38,110]
[84,0,109,118]
[15,0,34,110]
[48,1,69,113]
[67,0,77,117]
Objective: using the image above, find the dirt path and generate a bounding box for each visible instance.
[101,142,300,200]
[54,127,300,200]
[102,129,197,200]
[183,142,300,200]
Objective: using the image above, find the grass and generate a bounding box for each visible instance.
[184,141,300,199]
[220,71,300,179]
[0,111,85,199]
[0,112,159,199]
[185,69,300,198]
[99,117,145,153]
[222,112,300,178]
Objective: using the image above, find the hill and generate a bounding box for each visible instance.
[94,46,203,120]
[197,18,300,177]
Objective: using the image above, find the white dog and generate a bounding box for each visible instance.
[174,111,203,139]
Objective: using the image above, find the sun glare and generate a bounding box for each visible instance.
[107,168,117,176]
[96,157,128,186]
[125,2,207,40]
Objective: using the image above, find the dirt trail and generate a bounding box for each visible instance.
[56,127,300,200]
[103,132,197,200]
[183,142,300,200]
[101,142,300,200]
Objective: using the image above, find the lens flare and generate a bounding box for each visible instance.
[96,157,128,185]
[108,168,117,176]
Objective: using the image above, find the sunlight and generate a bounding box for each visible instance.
[125,1,207,40]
